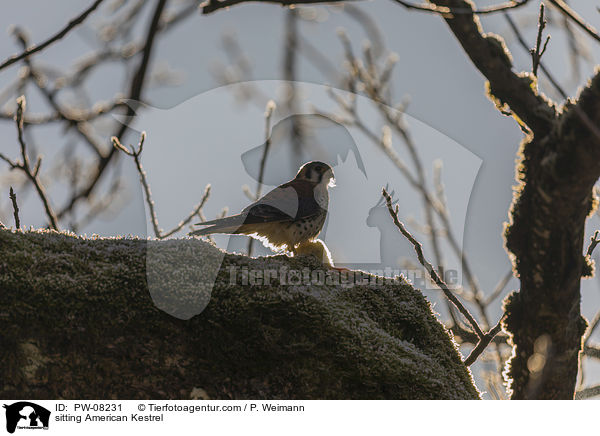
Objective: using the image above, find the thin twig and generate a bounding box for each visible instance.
[0,0,106,72]
[575,384,600,400]
[548,0,600,44]
[13,29,106,159]
[201,0,529,16]
[297,35,342,84]
[451,323,508,347]
[392,0,529,16]
[382,188,484,338]
[12,96,59,230]
[503,11,567,101]
[0,111,61,125]
[384,187,508,365]
[0,152,18,170]
[483,270,513,307]
[256,101,277,196]
[584,344,600,359]
[484,270,514,306]
[73,178,122,233]
[282,8,304,168]
[464,317,506,366]
[113,132,161,236]
[203,0,348,14]
[504,11,600,145]
[9,187,20,229]
[248,100,276,256]
[161,185,211,239]
[431,159,494,330]
[531,3,551,77]
[586,230,600,257]
[344,5,385,59]
[112,132,211,239]
[561,11,583,86]
[583,311,600,345]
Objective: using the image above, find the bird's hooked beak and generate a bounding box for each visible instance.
[325,168,336,188]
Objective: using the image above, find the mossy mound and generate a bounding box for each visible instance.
[0,229,479,399]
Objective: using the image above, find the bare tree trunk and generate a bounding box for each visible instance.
[502,76,600,399]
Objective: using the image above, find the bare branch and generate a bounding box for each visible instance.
[112,132,211,240]
[548,0,600,44]
[583,310,600,346]
[504,11,600,145]
[343,5,385,59]
[112,136,135,156]
[483,269,514,306]
[112,133,164,238]
[56,0,169,221]
[12,38,106,159]
[451,322,508,347]
[575,384,600,400]
[203,0,348,15]
[530,3,551,77]
[382,188,484,339]
[202,0,530,16]
[586,230,600,257]
[382,188,508,366]
[503,11,568,99]
[9,187,20,230]
[297,35,341,83]
[0,0,106,72]
[73,178,123,232]
[13,96,59,230]
[0,111,61,125]
[393,0,529,16]
[464,317,505,366]
[584,345,600,360]
[0,151,18,170]
[257,104,276,197]
[431,0,556,133]
[161,185,212,239]
[248,99,276,256]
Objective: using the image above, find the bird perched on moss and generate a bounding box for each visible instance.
[190,161,335,255]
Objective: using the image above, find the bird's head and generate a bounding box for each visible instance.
[296,161,335,187]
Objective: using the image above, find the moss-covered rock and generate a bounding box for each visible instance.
[0,229,479,399]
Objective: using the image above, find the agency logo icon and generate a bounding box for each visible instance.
[3,402,50,434]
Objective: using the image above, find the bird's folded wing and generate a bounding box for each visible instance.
[241,182,320,224]
[193,181,321,229]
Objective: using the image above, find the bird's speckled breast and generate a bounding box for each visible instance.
[288,208,327,245]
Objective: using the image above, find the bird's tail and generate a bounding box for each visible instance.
[189,214,245,236]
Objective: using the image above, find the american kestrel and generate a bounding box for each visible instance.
[190,161,335,255]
